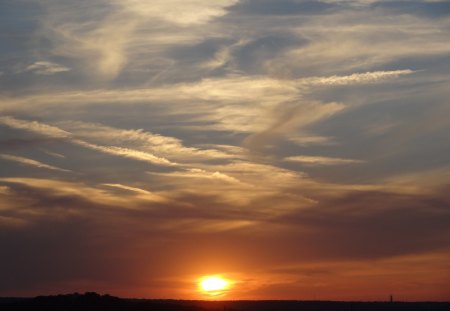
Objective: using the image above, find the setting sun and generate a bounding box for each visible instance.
[198,276,230,296]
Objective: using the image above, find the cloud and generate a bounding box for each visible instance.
[33,0,238,80]
[243,101,346,152]
[101,183,167,202]
[31,1,137,80]
[285,155,364,166]
[118,0,239,25]
[265,13,450,75]
[0,154,71,172]
[223,34,308,74]
[0,116,71,139]
[155,168,242,185]
[274,188,450,259]
[0,177,133,209]
[288,135,334,146]
[0,70,414,114]
[147,159,313,211]
[23,61,70,75]
[40,149,65,159]
[72,140,176,167]
[101,183,152,195]
[0,116,176,167]
[300,70,415,86]
[1,166,449,299]
[57,121,237,162]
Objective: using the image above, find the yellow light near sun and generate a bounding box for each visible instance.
[198,276,230,296]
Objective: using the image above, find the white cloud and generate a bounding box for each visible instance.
[0,116,176,167]
[57,121,237,162]
[118,0,239,25]
[243,101,346,152]
[101,183,167,202]
[24,61,70,75]
[285,156,364,166]
[45,14,136,79]
[0,116,71,138]
[283,12,450,74]
[0,177,131,208]
[300,70,415,86]
[102,183,152,195]
[36,1,137,80]
[288,135,334,146]
[72,140,176,167]
[35,0,238,80]
[175,168,242,184]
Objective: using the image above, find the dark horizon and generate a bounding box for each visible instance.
[2,292,450,311]
[1,292,449,303]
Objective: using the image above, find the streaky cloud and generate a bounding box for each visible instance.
[102,183,153,195]
[0,116,71,139]
[72,140,176,167]
[40,149,66,159]
[300,69,415,86]
[117,0,239,25]
[285,155,364,166]
[101,183,168,202]
[0,116,176,167]
[22,61,70,75]
[57,121,237,162]
[0,154,71,172]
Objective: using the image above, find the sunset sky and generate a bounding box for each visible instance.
[1,0,450,301]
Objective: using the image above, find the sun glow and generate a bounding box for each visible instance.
[199,276,230,296]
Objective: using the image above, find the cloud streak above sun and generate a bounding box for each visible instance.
[1,0,450,301]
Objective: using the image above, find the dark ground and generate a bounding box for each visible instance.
[0,292,449,311]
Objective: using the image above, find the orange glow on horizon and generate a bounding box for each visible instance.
[198,275,231,297]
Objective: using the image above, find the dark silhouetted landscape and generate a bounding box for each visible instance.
[1,293,449,311]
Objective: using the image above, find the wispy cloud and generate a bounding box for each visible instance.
[102,183,152,195]
[285,155,365,166]
[117,0,239,25]
[38,1,137,80]
[288,135,334,146]
[300,70,415,86]
[102,183,167,202]
[34,0,238,80]
[73,140,176,167]
[243,101,346,152]
[57,121,237,162]
[0,177,132,208]
[0,116,71,138]
[40,149,66,159]
[0,116,177,167]
[23,61,70,75]
[0,154,71,172]
[155,168,242,184]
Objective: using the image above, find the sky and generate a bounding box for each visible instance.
[0,0,450,301]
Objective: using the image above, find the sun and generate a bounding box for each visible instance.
[198,275,230,296]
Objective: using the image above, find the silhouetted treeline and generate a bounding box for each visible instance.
[0,293,200,311]
[1,292,449,311]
